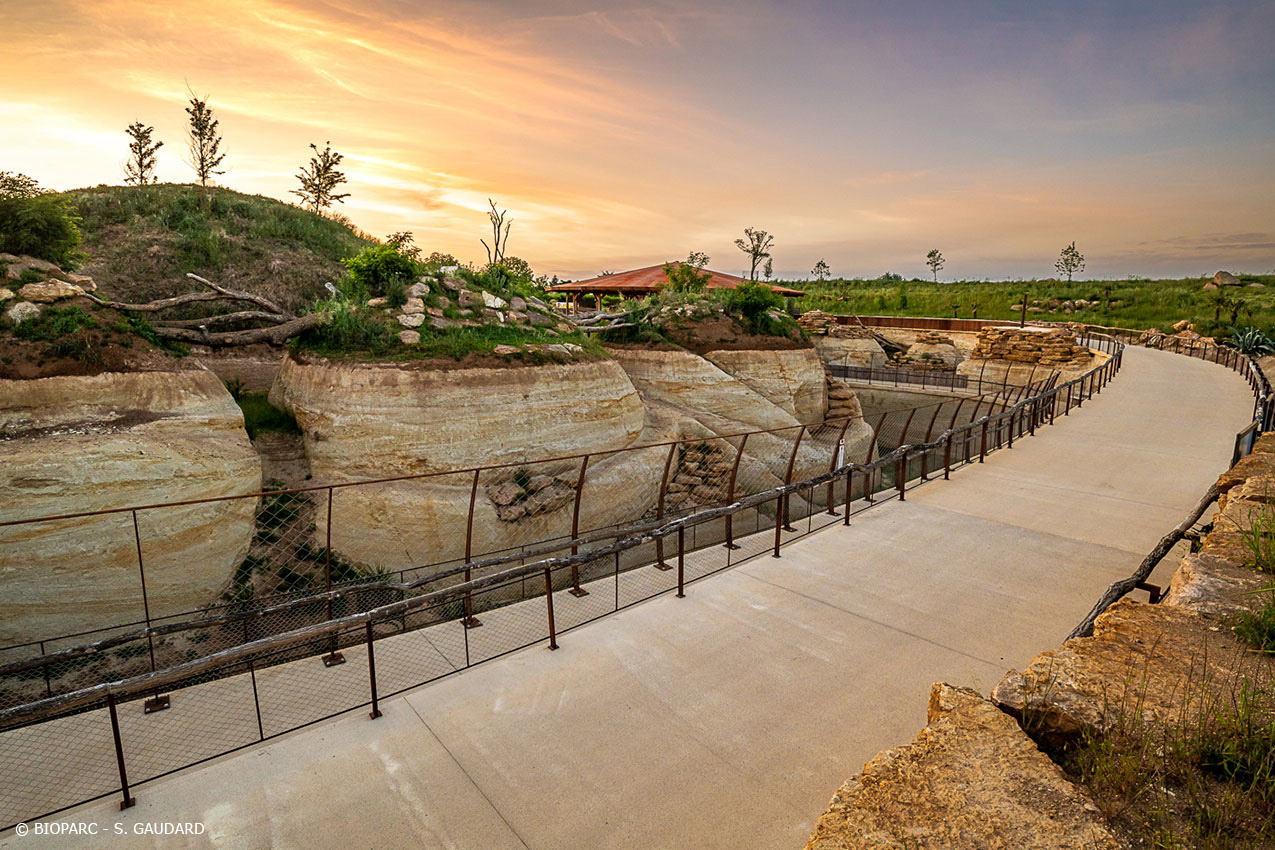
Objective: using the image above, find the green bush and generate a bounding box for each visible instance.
[0,191,85,269]
[297,304,398,357]
[12,306,97,341]
[725,281,785,333]
[342,244,419,298]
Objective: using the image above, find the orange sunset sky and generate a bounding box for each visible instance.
[3,0,1273,280]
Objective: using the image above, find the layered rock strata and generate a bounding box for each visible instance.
[0,370,261,644]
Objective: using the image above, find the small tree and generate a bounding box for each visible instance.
[184,86,226,192]
[481,199,511,264]
[812,258,830,280]
[925,248,945,282]
[762,257,773,280]
[734,227,774,281]
[1055,241,1085,282]
[292,142,350,213]
[123,122,163,185]
[386,232,421,260]
[664,251,711,293]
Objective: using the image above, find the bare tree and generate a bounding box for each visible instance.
[925,249,945,282]
[123,122,163,185]
[184,85,226,192]
[291,141,350,213]
[481,199,511,264]
[812,259,830,280]
[734,227,774,281]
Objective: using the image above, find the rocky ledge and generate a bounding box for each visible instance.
[803,432,1275,848]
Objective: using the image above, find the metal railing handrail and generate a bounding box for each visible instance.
[0,334,1126,731]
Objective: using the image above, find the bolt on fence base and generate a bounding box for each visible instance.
[322,651,346,667]
[568,564,589,597]
[143,694,170,714]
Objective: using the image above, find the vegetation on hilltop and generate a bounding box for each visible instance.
[788,275,1275,337]
[0,301,190,379]
[292,248,604,365]
[56,183,375,313]
[597,282,807,354]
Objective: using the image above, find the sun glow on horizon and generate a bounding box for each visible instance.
[2,0,1273,280]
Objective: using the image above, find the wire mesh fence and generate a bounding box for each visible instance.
[13,327,1272,830]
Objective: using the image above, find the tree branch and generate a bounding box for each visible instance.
[156,310,291,329]
[153,312,330,346]
[185,273,290,317]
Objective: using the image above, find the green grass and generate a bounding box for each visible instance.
[1063,670,1275,847]
[292,303,606,363]
[231,391,300,440]
[786,275,1275,335]
[55,183,375,312]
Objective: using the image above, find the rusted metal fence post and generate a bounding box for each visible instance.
[781,425,807,531]
[843,468,854,524]
[654,442,677,570]
[132,510,170,712]
[107,693,136,810]
[568,455,590,597]
[896,448,908,500]
[979,419,988,462]
[825,421,851,515]
[544,568,558,650]
[676,527,685,598]
[725,433,749,545]
[943,434,952,479]
[772,494,784,558]
[366,622,382,719]
[321,488,345,667]
[461,470,482,627]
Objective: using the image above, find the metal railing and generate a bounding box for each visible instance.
[0,377,1073,705]
[0,331,1127,829]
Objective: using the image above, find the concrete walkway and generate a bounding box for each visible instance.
[7,347,1254,850]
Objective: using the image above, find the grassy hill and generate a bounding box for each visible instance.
[787,275,1275,336]
[57,184,375,313]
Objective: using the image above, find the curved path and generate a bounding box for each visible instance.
[9,346,1254,850]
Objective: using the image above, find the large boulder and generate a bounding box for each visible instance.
[991,600,1266,747]
[609,348,873,494]
[813,336,886,369]
[1214,270,1241,287]
[0,370,261,645]
[704,348,828,425]
[803,683,1120,850]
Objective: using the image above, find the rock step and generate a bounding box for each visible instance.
[803,683,1119,850]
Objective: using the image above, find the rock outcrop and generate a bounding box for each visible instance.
[803,683,1120,850]
[957,326,1100,386]
[0,369,261,645]
[704,348,827,425]
[271,355,652,567]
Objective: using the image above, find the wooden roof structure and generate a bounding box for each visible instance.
[546,264,805,300]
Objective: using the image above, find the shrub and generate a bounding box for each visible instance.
[1229,326,1275,356]
[664,261,710,293]
[342,244,419,298]
[12,305,97,341]
[0,176,85,269]
[724,281,784,333]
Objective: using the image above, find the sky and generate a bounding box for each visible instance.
[2,0,1273,281]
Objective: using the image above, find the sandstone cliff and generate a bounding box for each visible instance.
[271,355,654,568]
[704,348,827,425]
[0,370,261,645]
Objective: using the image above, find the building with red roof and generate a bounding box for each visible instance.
[545,263,804,309]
